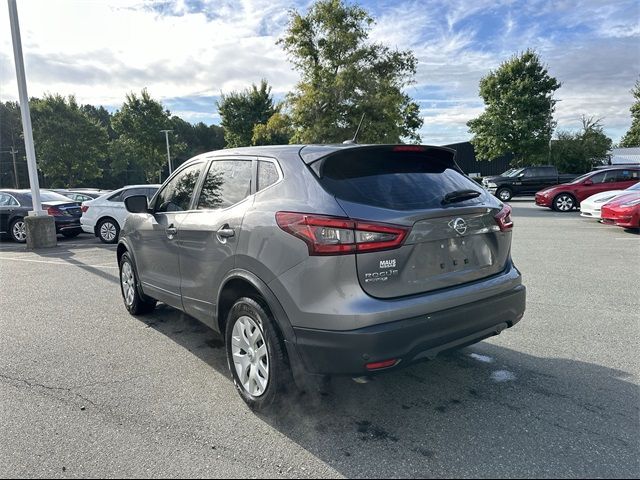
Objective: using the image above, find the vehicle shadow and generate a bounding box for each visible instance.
[0,234,120,285]
[137,306,639,478]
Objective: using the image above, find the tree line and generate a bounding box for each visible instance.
[1,0,639,188]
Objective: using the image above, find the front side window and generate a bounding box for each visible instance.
[155,163,203,212]
[197,160,252,210]
[589,172,606,184]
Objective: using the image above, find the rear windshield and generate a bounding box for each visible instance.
[315,149,483,210]
[25,191,75,202]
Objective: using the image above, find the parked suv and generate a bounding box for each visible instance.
[117,145,526,409]
[81,185,159,243]
[483,166,577,201]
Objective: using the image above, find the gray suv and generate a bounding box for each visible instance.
[117,144,526,409]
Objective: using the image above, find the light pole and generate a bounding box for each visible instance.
[161,129,173,176]
[7,0,56,247]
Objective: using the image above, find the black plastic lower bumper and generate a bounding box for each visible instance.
[292,285,526,376]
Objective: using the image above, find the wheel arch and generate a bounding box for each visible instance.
[216,270,297,351]
[95,216,121,235]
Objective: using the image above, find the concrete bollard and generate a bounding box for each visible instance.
[25,215,57,249]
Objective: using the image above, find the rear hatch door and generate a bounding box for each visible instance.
[307,145,510,299]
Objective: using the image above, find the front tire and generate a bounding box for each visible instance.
[496,188,513,202]
[98,218,119,244]
[119,252,156,315]
[225,297,291,411]
[9,218,26,243]
[553,193,576,212]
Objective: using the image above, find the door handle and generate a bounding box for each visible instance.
[166,225,177,239]
[217,226,235,238]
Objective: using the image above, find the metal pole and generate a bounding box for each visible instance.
[161,129,172,175]
[7,0,45,216]
[10,146,19,188]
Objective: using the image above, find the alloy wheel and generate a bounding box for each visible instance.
[231,316,269,397]
[498,189,512,202]
[12,220,26,242]
[556,195,574,211]
[100,221,117,242]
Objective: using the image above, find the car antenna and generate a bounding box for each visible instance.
[343,113,365,144]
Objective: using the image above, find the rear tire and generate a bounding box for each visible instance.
[119,252,156,315]
[496,188,513,202]
[553,193,576,212]
[225,297,291,411]
[97,218,119,244]
[9,218,26,243]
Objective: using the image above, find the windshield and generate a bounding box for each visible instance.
[569,172,593,184]
[25,191,75,202]
[501,168,516,177]
[507,168,524,177]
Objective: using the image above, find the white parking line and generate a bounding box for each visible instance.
[0,256,117,269]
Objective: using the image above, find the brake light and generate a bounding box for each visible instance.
[81,205,89,213]
[275,212,408,255]
[494,204,513,231]
[393,145,425,152]
[46,206,63,217]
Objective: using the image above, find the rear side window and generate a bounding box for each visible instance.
[258,161,279,191]
[108,191,124,202]
[316,149,482,210]
[197,160,252,210]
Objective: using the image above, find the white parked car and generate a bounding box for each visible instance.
[580,182,640,219]
[81,185,160,243]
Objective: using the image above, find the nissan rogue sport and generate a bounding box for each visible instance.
[117,144,526,410]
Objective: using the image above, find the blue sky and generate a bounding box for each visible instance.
[1,0,638,145]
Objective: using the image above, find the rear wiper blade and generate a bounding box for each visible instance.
[442,189,482,205]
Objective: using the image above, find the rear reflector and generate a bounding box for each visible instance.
[494,204,513,231]
[366,359,399,371]
[275,212,408,255]
[81,205,89,213]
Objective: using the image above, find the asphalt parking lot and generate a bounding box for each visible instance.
[0,200,638,478]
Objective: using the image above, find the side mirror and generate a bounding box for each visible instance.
[583,179,593,186]
[124,195,149,213]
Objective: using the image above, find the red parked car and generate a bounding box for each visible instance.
[600,193,640,229]
[535,167,640,211]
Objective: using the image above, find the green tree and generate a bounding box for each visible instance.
[279,0,423,144]
[0,101,25,188]
[217,80,276,148]
[549,116,612,173]
[467,49,561,165]
[252,110,293,145]
[30,94,108,187]
[619,78,640,147]
[111,89,186,182]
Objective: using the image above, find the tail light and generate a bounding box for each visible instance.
[81,205,89,213]
[275,212,409,255]
[46,206,64,216]
[494,204,513,231]
[366,359,400,371]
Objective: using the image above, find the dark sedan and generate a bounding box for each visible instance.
[0,189,84,243]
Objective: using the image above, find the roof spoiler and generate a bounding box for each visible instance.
[299,144,461,172]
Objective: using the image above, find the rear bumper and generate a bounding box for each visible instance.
[293,284,526,375]
[55,218,82,233]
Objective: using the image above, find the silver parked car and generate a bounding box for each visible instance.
[117,144,526,409]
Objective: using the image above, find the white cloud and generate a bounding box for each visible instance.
[0,0,637,144]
